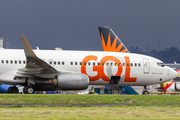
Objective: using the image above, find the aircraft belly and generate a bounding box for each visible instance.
[135,75,150,86]
[0,70,26,85]
[0,70,7,75]
[89,79,109,85]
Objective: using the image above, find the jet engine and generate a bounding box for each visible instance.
[47,73,89,90]
[175,82,180,91]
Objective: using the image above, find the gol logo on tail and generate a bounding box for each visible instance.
[81,55,137,82]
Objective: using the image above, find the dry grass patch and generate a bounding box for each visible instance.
[0,106,179,119]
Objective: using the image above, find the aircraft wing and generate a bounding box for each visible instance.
[15,35,59,79]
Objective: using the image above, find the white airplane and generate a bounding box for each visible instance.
[98,26,180,94]
[0,29,177,94]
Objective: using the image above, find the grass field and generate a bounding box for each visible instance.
[0,106,180,119]
[0,94,179,104]
[0,94,180,119]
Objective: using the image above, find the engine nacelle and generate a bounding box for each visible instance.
[28,73,89,90]
[55,73,89,90]
[175,82,180,91]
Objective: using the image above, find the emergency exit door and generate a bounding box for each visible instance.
[143,59,149,74]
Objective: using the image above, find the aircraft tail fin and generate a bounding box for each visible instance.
[98,26,129,53]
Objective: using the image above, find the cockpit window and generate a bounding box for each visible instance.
[157,62,165,67]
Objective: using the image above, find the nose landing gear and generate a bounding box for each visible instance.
[142,86,149,95]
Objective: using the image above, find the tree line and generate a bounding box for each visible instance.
[128,46,180,63]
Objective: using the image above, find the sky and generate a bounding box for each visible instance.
[0,0,180,51]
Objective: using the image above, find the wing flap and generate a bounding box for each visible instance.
[15,74,34,78]
[18,68,43,72]
[34,73,58,78]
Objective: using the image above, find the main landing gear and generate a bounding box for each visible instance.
[142,86,149,95]
[7,86,19,93]
[7,86,35,94]
[23,86,34,94]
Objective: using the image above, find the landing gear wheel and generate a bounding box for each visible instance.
[142,91,149,95]
[142,86,149,95]
[7,87,12,93]
[7,87,19,93]
[11,87,19,93]
[23,86,34,94]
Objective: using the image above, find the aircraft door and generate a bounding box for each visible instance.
[143,59,149,74]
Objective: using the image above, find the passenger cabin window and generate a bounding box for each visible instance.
[6,60,8,64]
[157,62,165,67]
[54,61,56,65]
[50,61,52,65]
[127,63,129,66]
[10,60,13,64]
[70,62,73,65]
[93,62,95,66]
[75,62,77,65]
[84,62,86,65]
[119,63,121,66]
[138,63,141,67]
[23,60,26,64]
[111,63,113,66]
[106,63,109,66]
[102,62,104,66]
[80,62,82,65]
[98,62,100,66]
[88,62,90,65]
[123,63,125,66]
[115,63,117,66]
[131,63,133,67]
[1,60,4,64]
[58,61,60,65]
[19,60,21,64]
[15,60,17,64]
[134,63,137,67]
[62,61,64,65]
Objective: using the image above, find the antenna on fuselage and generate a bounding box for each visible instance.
[0,38,4,48]
[6,39,10,49]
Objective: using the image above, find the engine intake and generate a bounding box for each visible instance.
[175,82,180,91]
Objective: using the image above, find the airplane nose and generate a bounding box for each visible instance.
[170,68,178,79]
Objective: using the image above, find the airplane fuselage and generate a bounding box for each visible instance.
[0,49,177,86]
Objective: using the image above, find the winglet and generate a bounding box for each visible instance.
[98,26,129,53]
[20,35,58,72]
[20,35,38,59]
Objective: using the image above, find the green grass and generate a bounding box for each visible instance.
[0,94,179,119]
[0,106,179,119]
[0,94,179,104]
